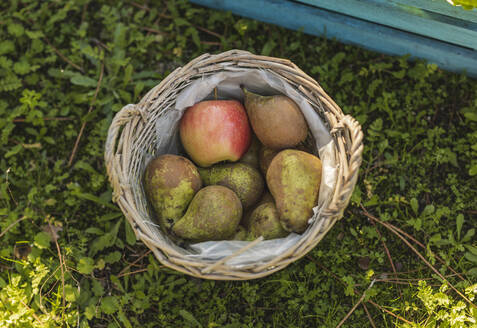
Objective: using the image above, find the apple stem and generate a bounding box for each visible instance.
[214,87,218,100]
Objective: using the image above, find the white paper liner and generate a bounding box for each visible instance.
[150,69,338,267]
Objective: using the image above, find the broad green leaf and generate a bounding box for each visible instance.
[469,164,477,176]
[462,229,475,243]
[77,257,95,274]
[34,231,51,249]
[463,111,477,122]
[74,161,97,173]
[410,198,419,215]
[467,267,477,277]
[349,227,358,237]
[456,214,464,240]
[101,296,119,315]
[350,186,362,205]
[125,221,136,246]
[92,279,105,297]
[84,304,96,320]
[0,40,15,55]
[370,118,383,131]
[261,40,276,56]
[48,68,77,79]
[465,245,477,255]
[13,61,30,75]
[364,195,379,206]
[179,309,203,328]
[174,18,190,26]
[123,63,133,87]
[118,309,133,328]
[70,75,98,87]
[110,274,124,293]
[7,23,24,37]
[391,69,406,79]
[421,205,435,216]
[89,220,121,256]
[104,251,121,264]
[5,144,23,158]
[25,30,45,39]
[64,284,78,302]
[81,110,99,123]
[85,227,104,235]
[464,252,477,264]
[73,191,118,211]
[97,212,123,222]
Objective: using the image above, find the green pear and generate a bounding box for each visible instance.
[242,87,308,150]
[143,154,202,230]
[172,185,242,242]
[241,190,274,228]
[230,225,249,241]
[266,149,322,233]
[248,202,288,240]
[198,163,264,209]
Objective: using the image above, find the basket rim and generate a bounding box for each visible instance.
[104,49,364,280]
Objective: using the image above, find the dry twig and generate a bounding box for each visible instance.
[0,216,28,239]
[20,300,43,325]
[49,221,66,320]
[306,255,415,325]
[118,250,152,277]
[361,205,476,309]
[367,299,413,325]
[117,268,149,277]
[13,117,73,123]
[68,61,105,167]
[370,219,402,298]
[364,209,466,281]
[44,36,84,73]
[336,279,376,328]
[362,303,377,328]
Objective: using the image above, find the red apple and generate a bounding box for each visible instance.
[179,100,251,167]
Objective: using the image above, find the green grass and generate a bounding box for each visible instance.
[0,0,476,327]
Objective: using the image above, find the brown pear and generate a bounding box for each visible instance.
[248,202,288,240]
[143,154,202,230]
[172,185,242,242]
[242,87,308,150]
[266,149,322,233]
[259,146,279,176]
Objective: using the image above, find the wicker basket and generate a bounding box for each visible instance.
[104,49,363,280]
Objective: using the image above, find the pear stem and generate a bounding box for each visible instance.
[214,87,218,100]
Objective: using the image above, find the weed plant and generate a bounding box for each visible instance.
[0,1,476,327]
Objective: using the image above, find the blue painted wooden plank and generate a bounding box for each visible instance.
[189,0,477,77]
[384,0,477,23]
[295,0,477,50]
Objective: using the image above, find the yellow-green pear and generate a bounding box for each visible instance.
[172,185,242,242]
[143,154,202,230]
[266,149,322,233]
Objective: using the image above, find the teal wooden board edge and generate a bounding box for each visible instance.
[189,0,477,78]
[382,0,477,23]
[296,0,477,50]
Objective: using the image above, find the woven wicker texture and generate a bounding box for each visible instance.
[104,50,364,280]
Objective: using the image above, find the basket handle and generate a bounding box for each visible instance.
[327,115,364,217]
[104,104,146,202]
